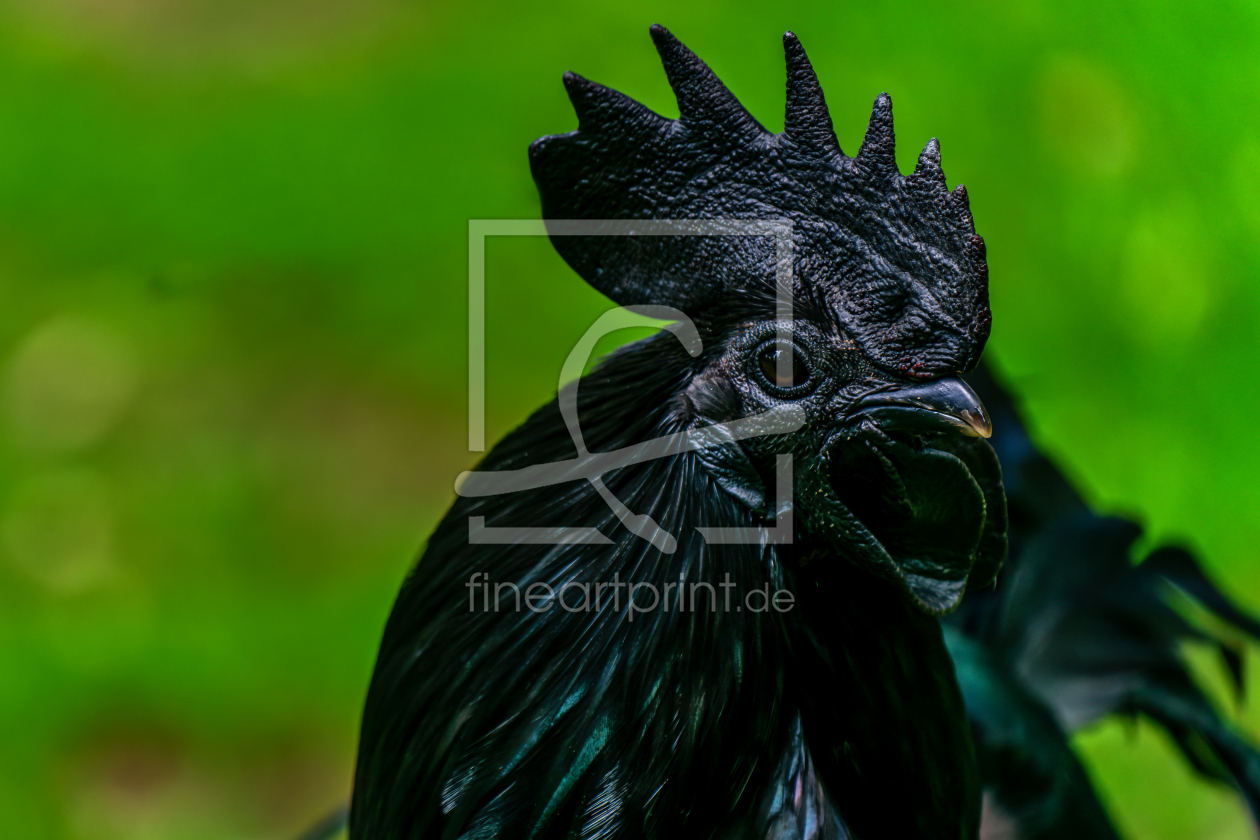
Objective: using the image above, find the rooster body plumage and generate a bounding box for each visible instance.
[351,330,986,839]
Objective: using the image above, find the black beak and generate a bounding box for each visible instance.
[850,376,992,439]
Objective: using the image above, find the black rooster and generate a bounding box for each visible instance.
[948,364,1260,840]
[342,24,1260,840]
[351,24,1003,840]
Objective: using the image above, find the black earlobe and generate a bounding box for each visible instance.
[694,426,767,514]
[683,371,768,512]
[683,370,742,422]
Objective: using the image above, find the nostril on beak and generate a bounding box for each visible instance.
[851,376,993,439]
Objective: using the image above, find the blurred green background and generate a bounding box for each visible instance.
[0,0,1258,837]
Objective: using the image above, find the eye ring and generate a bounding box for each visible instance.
[753,340,816,398]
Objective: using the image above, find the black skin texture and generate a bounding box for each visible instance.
[949,365,1260,839]
[529,26,990,378]
[350,25,1004,840]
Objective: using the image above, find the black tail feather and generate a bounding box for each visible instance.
[954,361,1260,838]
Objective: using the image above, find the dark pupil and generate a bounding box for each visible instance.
[760,348,808,389]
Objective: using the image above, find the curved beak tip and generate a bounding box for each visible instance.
[960,409,993,439]
[851,376,994,440]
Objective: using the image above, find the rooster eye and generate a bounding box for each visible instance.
[755,342,813,396]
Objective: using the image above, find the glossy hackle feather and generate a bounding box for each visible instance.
[351,329,988,839]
